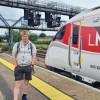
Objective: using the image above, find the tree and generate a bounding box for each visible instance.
[39,33,46,37]
[5,29,21,43]
[12,30,21,43]
[5,31,9,42]
[5,30,38,43]
[29,33,38,42]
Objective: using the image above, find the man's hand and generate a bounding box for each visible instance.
[31,64,35,73]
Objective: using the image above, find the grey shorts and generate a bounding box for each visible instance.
[14,65,32,81]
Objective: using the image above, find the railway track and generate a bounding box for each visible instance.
[36,49,46,67]
[37,49,46,58]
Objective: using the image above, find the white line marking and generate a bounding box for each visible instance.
[0,91,4,100]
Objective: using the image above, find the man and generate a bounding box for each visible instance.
[12,30,37,100]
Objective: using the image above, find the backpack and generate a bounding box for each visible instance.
[16,42,33,56]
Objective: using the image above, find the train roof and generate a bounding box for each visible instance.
[66,6,100,23]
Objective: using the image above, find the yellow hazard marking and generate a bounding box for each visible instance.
[80,20,84,26]
[80,57,83,62]
[0,58,74,100]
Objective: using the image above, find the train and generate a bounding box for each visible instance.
[45,6,100,84]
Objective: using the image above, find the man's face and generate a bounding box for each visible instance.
[22,34,29,43]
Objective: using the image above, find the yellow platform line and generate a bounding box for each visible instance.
[0,58,74,100]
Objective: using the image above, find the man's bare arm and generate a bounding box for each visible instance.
[31,56,36,65]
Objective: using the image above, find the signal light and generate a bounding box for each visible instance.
[24,9,29,20]
[56,17,61,26]
[24,9,41,26]
[45,12,53,22]
[56,17,61,23]
[28,19,34,26]
[28,10,34,19]
[47,21,52,28]
[35,14,41,25]
[45,12,50,22]
[24,9,34,20]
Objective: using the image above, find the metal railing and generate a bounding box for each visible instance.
[0,0,87,16]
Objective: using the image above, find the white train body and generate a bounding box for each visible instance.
[45,7,100,83]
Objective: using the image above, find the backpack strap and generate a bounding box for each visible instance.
[16,42,20,56]
[30,43,33,56]
[16,42,33,56]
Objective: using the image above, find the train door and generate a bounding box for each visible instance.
[68,21,82,71]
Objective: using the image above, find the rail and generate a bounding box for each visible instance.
[37,49,46,58]
[0,0,87,16]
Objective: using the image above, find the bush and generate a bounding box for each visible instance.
[39,33,46,37]
[29,33,38,42]
[34,40,51,45]
[35,44,49,49]
[1,44,9,51]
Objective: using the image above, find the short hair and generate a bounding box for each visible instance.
[20,30,29,36]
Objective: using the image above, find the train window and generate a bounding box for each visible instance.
[53,26,65,41]
[72,26,79,44]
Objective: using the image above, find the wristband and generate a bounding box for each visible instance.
[32,64,34,67]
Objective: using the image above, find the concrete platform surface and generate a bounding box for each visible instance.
[0,53,74,100]
[0,74,13,100]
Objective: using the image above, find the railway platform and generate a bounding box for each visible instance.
[0,53,100,100]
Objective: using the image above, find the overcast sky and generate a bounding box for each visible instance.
[0,0,100,35]
[56,0,99,8]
